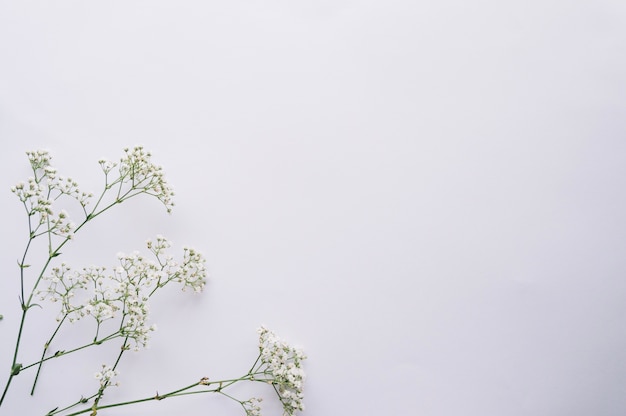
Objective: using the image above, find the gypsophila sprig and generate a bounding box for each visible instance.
[117,146,175,213]
[1,147,306,416]
[35,237,206,352]
[94,365,119,389]
[242,397,263,416]
[255,327,306,416]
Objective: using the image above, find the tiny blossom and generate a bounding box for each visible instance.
[118,146,175,213]
[26,149,52,170]
[32,197,53,221]
[48,209,76,238]
[84,300,117,322]
[257,327,306,416]
[98,158,118,174]
[39,263,90,322]
[176,247,207,293]
[48,175,93,206]
[12,150,93,234]
[94,364,119,388]
[11,178,44,203]
[44,166,57,179]
[146,234,171,255]
[243,397,263,416]
[116,251,161,288]
[119,292,154,350]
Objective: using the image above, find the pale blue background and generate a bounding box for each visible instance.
[1,1,626,415]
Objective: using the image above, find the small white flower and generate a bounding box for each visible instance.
[118,146,175,212]
[256,327,306,415]
[243,397,263,416]
[94,364,119,388]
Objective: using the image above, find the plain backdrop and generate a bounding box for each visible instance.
[1,1,626,415]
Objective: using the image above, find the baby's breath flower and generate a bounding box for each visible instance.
[176,247,207,293]
[39,234,206,356]
[48,175,93,206]
[84,300,117,322]
[44,166,57,179]
[119,292,154,350]
[48,209,76,238]
[257,327,306,416]
[119,146,175,212]
[98,158,118,174]
[243,397,263,416]
[94,364,119,388]
[146,234,172,254]
[116,251,161,288]
[13,150,93,228]
[26,149,52,170]
[11,178,44,203]
[32,197,53,221]
[39,263,90,322]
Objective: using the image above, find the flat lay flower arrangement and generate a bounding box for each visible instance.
[0,147,305,416]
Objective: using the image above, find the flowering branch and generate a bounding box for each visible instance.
[45,327,305,416]
[0,147,306,416]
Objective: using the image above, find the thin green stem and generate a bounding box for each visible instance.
[248,352,262,374]
[30,315,68,395]
[21,332,121,372]
[0,376,13,408]
[0,306,29,407]
[59,375,256,416]
[47,393,99,416]
[19,232,34,303]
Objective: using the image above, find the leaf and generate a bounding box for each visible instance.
[17,260,30,268]
[11,363,22,375]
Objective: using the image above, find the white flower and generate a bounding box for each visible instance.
[39,264,90,321]
[257,327,306,416]
[84,300,116,321]
[120,293,154,350]
[98,158,118,174]
[243,397,263,416]
[94,364,119,388]
[177,247,207,293]
[26,149,52,170]
[11,177,44,203]
[119,146,175,213]
[13,150,93,228]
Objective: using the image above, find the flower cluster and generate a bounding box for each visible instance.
[111,267,155,351]
[39,237,207,350]
[11,178,44,204]
[26,149,52,170]
[25,149,93,207]
[176,247,207,293]
[257,327,306,416]
[94,364,119,389]
[10,150,90,240]
[83,267,119,324]
[48,175,93,208]
[242,397,263,416]
[117,146,175,213]
[38,263,90,322]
